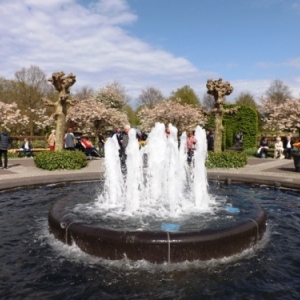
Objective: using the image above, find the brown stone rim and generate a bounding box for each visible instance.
[48,191,267,264]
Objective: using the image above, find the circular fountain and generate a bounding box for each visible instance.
[48,123,266,263]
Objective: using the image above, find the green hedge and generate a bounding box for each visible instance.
[206,105,258,150]
[34,151,88,170]
[206,151,247,168]
[223,105,258,150]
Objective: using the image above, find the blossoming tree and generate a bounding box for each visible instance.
[137,99,207,134]
[0,101,29,132]
[67,98,128,133]
[259,97,300,136]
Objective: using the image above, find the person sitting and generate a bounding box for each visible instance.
[80,137,100,159]
[274,136,284,159]
[257,136,269,158]
[21,138,34,158]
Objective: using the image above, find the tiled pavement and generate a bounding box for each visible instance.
[0,157,299,190]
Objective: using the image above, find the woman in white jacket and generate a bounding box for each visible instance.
[274,136,284,159]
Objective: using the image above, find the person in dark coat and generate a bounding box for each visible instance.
[0,129,11,169]
[206,129,214,151]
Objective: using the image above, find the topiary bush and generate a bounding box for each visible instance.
[206,151,247,168]
[34,150,88,170]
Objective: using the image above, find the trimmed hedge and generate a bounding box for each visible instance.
[223,105,258,150]
[206,105,258,150]
[206,151,247,168]
[34,151,88,170]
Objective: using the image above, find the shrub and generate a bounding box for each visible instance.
[242,148,258,157]
[34,151,88,170]
[206,151,247,168]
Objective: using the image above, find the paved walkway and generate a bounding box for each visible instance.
[0,157,299,190]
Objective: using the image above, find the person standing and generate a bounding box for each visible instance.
[284,135,293,159]
[206,129,214,151]
[48,129,56,151]
[235,130,243,147]
[187,131,197,165]
[64,128,76,150]
[119,125,131,173]
[0,129,11,169]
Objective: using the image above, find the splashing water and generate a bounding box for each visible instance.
[96,123,214,219]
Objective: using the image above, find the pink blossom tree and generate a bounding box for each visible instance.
[0,101,29,132]
[95,81,128,111]
[259,97,300,136]
[67,98,128,134]
[137,99,207,134]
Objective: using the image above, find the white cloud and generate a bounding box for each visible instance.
[0,0,209,105]
[1,0,298,107]
[285,58,300,68]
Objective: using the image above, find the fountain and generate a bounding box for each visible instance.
[48,123,266,263]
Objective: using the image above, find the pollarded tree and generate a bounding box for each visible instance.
[170,85,201,107]
[138,86,164,108]
[67,98,129,134]
[0,101,29,133]
[95,81,129,111]
[259,97,300,135]
[137,99,207,134]
[265,79,292,105]
[206,78,237,153]
[42,72,77,151]
[234,91,257,110]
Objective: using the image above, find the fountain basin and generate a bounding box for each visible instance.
[49,194,266,263]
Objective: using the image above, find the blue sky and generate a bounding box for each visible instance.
[1,0,299,107]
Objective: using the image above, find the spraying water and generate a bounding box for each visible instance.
[97,123,213,219]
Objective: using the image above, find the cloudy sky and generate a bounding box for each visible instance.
[1,0,300,107]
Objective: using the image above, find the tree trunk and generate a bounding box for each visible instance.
[214,110,223,153]
[55,113,66,151]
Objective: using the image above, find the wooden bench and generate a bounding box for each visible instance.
[14,149,50,157]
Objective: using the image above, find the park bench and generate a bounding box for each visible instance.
[14,148,50,157]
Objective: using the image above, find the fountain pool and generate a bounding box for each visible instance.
[1,181,300,299]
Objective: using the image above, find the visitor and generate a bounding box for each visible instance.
[274,136,284,159]
[21,137,34,158]
[284,135,293,159]
[80,136,101,159]
[64,128,76,150]
[165,128,170,138]
[206,129,214,151]
[257,136,269,158]
[97,130,105,157]
[112,127,123,148]
[235,130,243,147]
[187,131,197,166]
[48,129,56,151]
[119,125,131,173]
[141,131,148,141]
[0,128,11,169]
